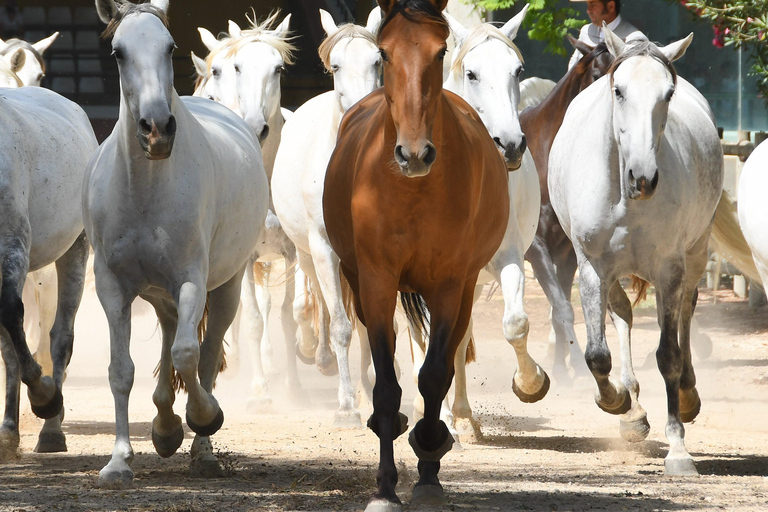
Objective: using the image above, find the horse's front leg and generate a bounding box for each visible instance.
[0,330,20,460]
[280,246,302,397]
[255,260,273,371]
[94,255,136,486]
[607,281,649,443]
[35,232,88,454]
[173,276,223,440]
[578,258,630,415]
[655,257,697,476]
[489,247,549,403]
[190,267,245,478]
[241,259,270,409]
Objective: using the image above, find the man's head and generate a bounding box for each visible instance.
[585,0,620,27]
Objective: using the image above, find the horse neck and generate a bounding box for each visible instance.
[260,106,284,181]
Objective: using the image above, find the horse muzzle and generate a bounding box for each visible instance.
[394,142,437,178]
[494,136,526,172]
[627,168,659,200]
[138,116,176,160]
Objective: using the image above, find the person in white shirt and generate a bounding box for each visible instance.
[567,0,644,69]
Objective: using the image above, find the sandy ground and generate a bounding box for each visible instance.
[1,265,768,512]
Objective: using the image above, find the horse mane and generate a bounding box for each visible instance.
[101,0,169,39]
[377,0,449,42]
[450,23,524,79]
[609,39,677,86]
[0,56,23,86]
[318,24,376,73]
[218,10,296,66]
[0,39,46,74]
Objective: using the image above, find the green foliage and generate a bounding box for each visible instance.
[463,0,586,56]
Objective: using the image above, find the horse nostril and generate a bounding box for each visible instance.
[166,116,177,137]
[628,169,636,184]
[421,143,437,166]
[493,137,503,149]
[519,135,527,155]
[139,118,152,135]
[650,171,659,190]
[258,124,270,143]
[394,145,408,166]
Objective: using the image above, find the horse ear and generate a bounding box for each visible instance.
[228,20,242,38]
[150,0,170,14]
[658,33,693,63]
[273,13,292,37]
[190,51,206,77]
[567,34,594,57]
[95,0,118,24]
[603,23,626,57]
[432,0,449,11]
[9,48,25,73]
[365,7,383,36]
[198,27,219,52]
[376,0,399,15]
[319,9,339,38]
[32,32,59,55]
[444,12,469,46]
[500,4,529,41]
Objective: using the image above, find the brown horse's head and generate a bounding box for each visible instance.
[567,36,613,90]
[377,0,449,177]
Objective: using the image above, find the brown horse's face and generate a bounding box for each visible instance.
[579,45,614,90]
[378,13,448,177]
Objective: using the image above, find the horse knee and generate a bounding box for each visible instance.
[330,317,352,350]
[417,360,449,403]
[171,341,199,377]
[585,343,612,376]
[656,343,682,380]
[503,311,529,345]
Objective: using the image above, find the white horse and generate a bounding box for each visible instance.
[86,0,268,485]
[271,8,382,427]
[737,141,768,289]
[194,14,310,406]
[0,52,96,460]
[402,7,549,443]
[549,29,723,475]
[0,32,58,86]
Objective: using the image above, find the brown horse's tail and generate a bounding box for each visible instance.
[154,294,227,392]
[710,189,763,284]
[338,269,357,328]
[630,275,650,308]
[465,335,476,365]
[401,292,476,364]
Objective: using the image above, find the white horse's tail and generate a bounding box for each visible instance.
[518,77,556,112]
[710,190,762,284]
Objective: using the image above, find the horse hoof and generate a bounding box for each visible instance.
[680,388,701,423]
[664,456,698,476]
[295,341,316,365]
[692,332,713,360]
[186,407,224,437]
[596,385,631,415]
[454,417,482,445]
[34,431,68,453]
[189,457,224,478]
[30,385,64,420]
[333,409,362,429]
[512,370,550,403]
[409,420,454,462]
[152,419,184,458]
[0,428,20,460]
[365,498,403,512]
[316,354,339,376]
[411,484,446,506]
[620,416,650,443]
[99,462,134,488]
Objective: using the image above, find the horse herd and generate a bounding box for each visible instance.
[2,0,765,510]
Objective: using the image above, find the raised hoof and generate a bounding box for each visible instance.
[333,409,362,429]
[30,385,64,420]
[664,457,698,476]
[0,429,20,460]
[454,417,482,444]
[186,407,224,437]
[34,431,67,453]
[620,416,651,443]
[596,386,632,415]
[365,498,403,512]
[295,341,316,365]
[189,457,224,478]
[680,388,701,423]
[316,353,339,377]
[692,332,713,360]
[152,421,184,458]
[411,484,446,506]
[409,421,454,462]
[512,370,550,403]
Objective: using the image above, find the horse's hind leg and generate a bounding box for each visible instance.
[241,259,270,409]
[0,329,21,460]
[556,248,589,376]
[451,283,484,443]
[279,246,302,398]
[607,281,649,443]
[255,261,273,371]
[655,257,697,476]
[190,268,244,478]
[35,232,88,453]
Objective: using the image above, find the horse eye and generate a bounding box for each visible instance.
[234,65,241,74]
[330,64,340,73]
[275,65,284,75]
[379,49,389,62]
[438,48,447,60]
[466,70,477,82]
[168,43,176,55]
[212,67,220,77]
[664,89,674,102]
[613,87,624,100]
[112,48,123,60]
[516,67,524,78]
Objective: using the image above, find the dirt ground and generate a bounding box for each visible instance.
[2,265,767,512]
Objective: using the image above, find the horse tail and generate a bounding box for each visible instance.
[155,295,226,393]
[338,269,357,328]
[465,335,476,365]
[400,292,429,341]
[630,275,650,308]
[252,260,269,287]
[303,274,322,339]
[710,189,762,284]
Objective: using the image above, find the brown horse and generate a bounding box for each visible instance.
[323,0,509,509]
[521,38,614,384]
